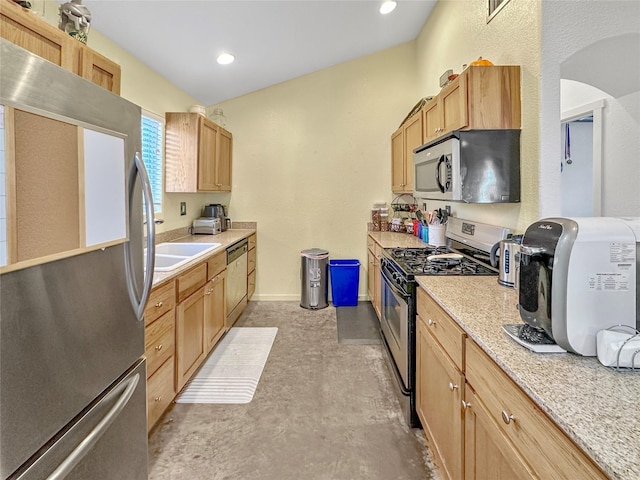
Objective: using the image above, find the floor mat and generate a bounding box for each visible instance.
[175,327,277,404]
[336,302,381,345]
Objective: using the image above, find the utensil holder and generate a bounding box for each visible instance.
[428,224,446,246]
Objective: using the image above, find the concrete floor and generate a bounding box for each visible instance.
[148,302,436,479]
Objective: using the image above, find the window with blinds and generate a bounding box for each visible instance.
[141,112,164,215]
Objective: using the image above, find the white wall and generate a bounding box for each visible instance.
[213,43,419,300]
[540,1,640,219]
[414,0,542,233]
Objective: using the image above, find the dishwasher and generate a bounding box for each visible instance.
[226,238,248,328]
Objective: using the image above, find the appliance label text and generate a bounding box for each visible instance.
[610,242,635,263]
[588,273,630,291]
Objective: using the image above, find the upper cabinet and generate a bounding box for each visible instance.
[165,113,233,193]
[423,65,521,143]
[0,0,121,94]
[391,111,423,194]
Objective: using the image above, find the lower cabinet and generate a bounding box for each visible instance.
[463,385,535,480]
[144,238,255,431]
[205,271,226,351]
[416,287,608,480]
[367,236,382,318]
[175,284,206,391]
[416,313,464,480]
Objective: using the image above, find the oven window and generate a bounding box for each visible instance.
[382,280,405,347]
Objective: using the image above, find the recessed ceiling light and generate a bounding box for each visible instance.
[379,1,397,15]
[217,53,235,65]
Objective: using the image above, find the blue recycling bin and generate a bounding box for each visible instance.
[329,259,360,307]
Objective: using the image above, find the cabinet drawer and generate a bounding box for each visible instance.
[465,340,607,480]
[146,357,175,431]
[145,309,175,378]
[417,288,465,371]
[248,233,257,251]
[177,263,207,302]
[144,280,176,326]
[248,247,256,273]
[207,251,226,280]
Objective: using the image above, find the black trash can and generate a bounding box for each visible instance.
[300,248,329,309]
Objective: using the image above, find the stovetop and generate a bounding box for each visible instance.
[384,244,497,277]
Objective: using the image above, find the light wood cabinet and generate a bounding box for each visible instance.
[204,272,226,351]
[463,385,535,480]
[391,112,422,193]
[247,234,257,300]
[415,286,608,480]
[165,113,233,193]
[175,283,206,391]
[367,236,382,318]
[144,280,176,431]
[146,357,175,432]
[78,46,121,95]
[465,340,607,480]
[422,65,520,143]
[416,312,464,480]
[0,0,121,94]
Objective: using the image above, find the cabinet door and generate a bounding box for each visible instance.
[423,98,442,143]
[0,0,79,73]
[464,385,535,480]
[147,357,175,432]
[197,116,218,191]
[441,74,468,134]
[391,128,404,192]
[216,128,232,191]
[417,315,464,480]
[367,249,375,302]
[176,286,206,391]
[204,273,226,352]
[373,247,382,317]
[79,46,121,94]
[402,113,423,193]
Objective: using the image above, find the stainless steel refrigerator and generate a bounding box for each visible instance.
[0,39,154,479]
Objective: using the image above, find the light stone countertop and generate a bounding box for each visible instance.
[151,229,256,287]
[416,275,640,480]
[368,231,429,248]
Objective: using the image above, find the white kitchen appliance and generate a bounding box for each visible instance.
[505,217,639,356]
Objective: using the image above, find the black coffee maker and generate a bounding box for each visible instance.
[202,204,229,231]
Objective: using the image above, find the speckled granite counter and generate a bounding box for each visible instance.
[368,231,428,248]
[416,276,640,480]
[151,229,255,287]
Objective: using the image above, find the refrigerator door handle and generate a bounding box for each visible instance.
[46,373,141,480]
[125,152,155,320]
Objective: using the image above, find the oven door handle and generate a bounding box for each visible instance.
[381,269,411,301]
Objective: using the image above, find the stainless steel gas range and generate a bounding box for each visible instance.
[378,217,510,428]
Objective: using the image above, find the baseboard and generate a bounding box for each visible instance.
[250,294,370,302]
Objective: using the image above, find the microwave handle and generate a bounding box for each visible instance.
[435,155,446,193]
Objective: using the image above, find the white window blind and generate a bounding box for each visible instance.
[141,112,164,215]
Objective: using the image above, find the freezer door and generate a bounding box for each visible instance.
[13,360,148,480]
[0,245,144,478]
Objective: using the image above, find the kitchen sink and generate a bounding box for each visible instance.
[154,242,221,257]
[146,243,222,272]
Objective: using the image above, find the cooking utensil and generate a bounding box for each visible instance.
[426,253,463,261]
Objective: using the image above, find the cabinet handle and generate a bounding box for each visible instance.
[502,411,515,424]
[154,396,162,403]
[461,400,471,410]
[428,318,435,326]
[155,301,163,308]
[155,343,163,351]
[448,382,458,391]
[205,289,212,295]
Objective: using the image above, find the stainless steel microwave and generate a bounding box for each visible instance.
[413,130,521,203]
